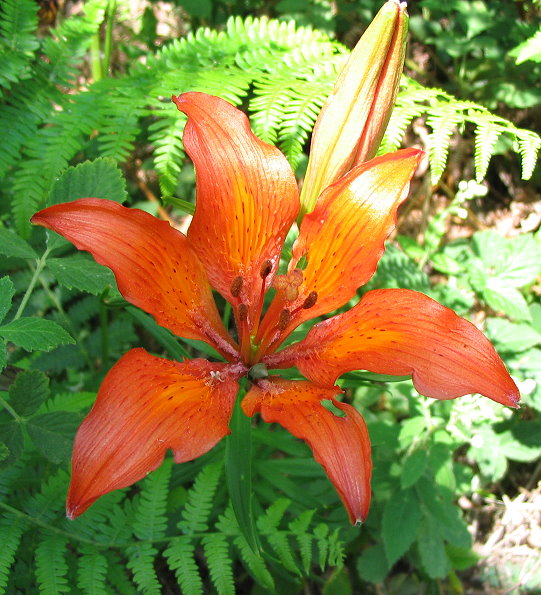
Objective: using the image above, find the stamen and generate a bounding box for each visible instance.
[302,291,318,309]
[260,259,273,279]
[230,276,243,298]
[238,303,248,322]
[278,308,291,331]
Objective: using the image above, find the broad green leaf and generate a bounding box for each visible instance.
[398,417,426,449]
[486,318,541,353]
[0,318,75,351]
[417,513,449,579]
[322,567,353,595]
[0,421,24,468]
[430,252,464,275]
[483,280,531,322]
[467,426,507,482]
[401,449,428,488]
[8,370,50,417]
[26,411,80,463]
[47,255,116,295]
[0,229,37,259]
[382,487,421,566]
[446,545,479,571]
[47,158,127,206]
[0,277,15,325]
[356,543,389,584]
[499,425,541,462]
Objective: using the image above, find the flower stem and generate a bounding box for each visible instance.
[102,0,116,77]
[14,248,50,321]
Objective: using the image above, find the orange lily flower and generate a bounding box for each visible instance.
[31,92,519,524]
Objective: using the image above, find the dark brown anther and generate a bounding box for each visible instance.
[278,308,291,331]
[302,291,318,309]
[238,303,248,322]
[230,276,243,298]
[260,259,273,279]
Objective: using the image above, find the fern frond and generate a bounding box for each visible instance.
[76,545,108,595]
[0,513,27,592]
[289,509,315,573]
[34,531,70,594]
[473,122,501,182]
[23,469,69,522]
[426,107,463,184]
[233,534,275,590]
[379,100,423,154]
[132,458,172,541]
[178,461,223,534]
[106,551,137,594]
[327,528,346,568]
[0,0,39,92]
[202,533,235,595]
[164,537,203,595]
[516,130,541,180]
[126,542,161,595]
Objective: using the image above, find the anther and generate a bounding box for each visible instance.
[260,260,273,279]
[230,276,243,298]
[278,308,291,331]
[238,303,248,322]
[302,291,318,309]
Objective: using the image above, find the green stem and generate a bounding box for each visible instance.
[90,33,102,81]
[14,249,50,321]
[102,0,116,77]
[99,294,109,369]
[0,394,22,422]
[225,384,261,554]
[163,196,196,215]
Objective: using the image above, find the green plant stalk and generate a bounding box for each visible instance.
[0,394,22,422]
[103,0,116,77]
[14,249,51,320]
[99,295,109,369]
[90,33,102,81]
[164,196,196,215]
[225,384,261,555]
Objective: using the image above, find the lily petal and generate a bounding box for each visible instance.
[267,289,520,408]
[257,150,422,349]
[172,92,299,328]
[67,348,242,518]
[31,199,238,359]
[242,377,372,524]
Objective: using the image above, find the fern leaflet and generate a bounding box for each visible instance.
[126,542,162,595]
[34,531,70,594]
[164,536,204,595]
[202,533,235,595]
[0,513,26,592]
[77,545,108,595]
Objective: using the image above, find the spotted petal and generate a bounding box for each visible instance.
[67,349,242,518]
[173,92,299,327]
[257,149,422,347]
[242,377,372,524]
[267,289,520,407]
[31,199,238,359]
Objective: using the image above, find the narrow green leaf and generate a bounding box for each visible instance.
[0,318,75,351]
[225,389,261,554]
[401,449,428,489]
[0,229,37,259]
[26,411,80,463]
[48,158,127,206]
[0,277,15,325]
[47,255,115,295]
[417,513,449,579]
[8,369,50,417]
[382,486,421,566]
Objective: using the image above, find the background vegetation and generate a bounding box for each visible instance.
[1,0,540,592]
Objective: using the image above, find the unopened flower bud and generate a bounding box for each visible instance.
[300,0,408,217]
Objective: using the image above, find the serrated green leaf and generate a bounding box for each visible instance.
[467,426,508,481]
[0,277,15,325]
[356,543,389,584]
[47,254,116,295]
[382,487,421,566]
[483,281,531,322]
[26,411,80,463]
[0,421,24,468]
[0,317,75,351]
[401,449,428,489]
[48,158,127,206]
[499,428,541,462]
[8,369,49,417]
[486,318,541,353]
[0,229,37,259]
[417,513,449,579]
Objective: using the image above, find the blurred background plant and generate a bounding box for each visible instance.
[0,0,540,592]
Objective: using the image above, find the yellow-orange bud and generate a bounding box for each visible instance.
[300,0,408,217]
